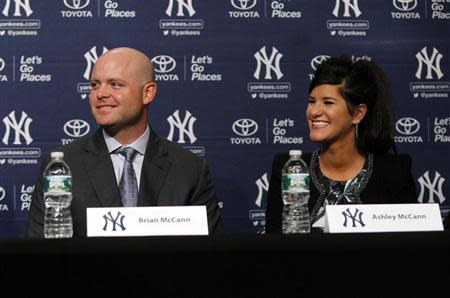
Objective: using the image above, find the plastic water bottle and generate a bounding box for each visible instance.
[282,150,310,234]
[43,151,73,238]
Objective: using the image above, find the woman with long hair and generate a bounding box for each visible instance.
[266,56,418,233]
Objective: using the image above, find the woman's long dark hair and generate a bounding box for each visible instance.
[309,56,395,154]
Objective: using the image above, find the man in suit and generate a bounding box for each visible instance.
[27,47,223,237]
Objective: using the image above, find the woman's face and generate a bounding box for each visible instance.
[306,84,357,146]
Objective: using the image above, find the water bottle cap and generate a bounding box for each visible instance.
[289,150,302,156]
[51,151,64,159]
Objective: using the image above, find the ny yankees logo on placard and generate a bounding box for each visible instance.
[342,207,365,228]
[102,211,126,232]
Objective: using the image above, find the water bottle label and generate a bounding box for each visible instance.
[44,175,72,193]
[282,173,309,193]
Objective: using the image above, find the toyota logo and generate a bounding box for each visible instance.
[396,117,420,135]
[64,119,90,137]
[151,55,176,73]
[231,0,257,10]
[393,0,417,12]
[64,0,90,10]
[0,187,5,201]
[232,119,258,136]
[311,55,330,71]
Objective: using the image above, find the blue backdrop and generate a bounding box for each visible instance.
[0,0,449,237]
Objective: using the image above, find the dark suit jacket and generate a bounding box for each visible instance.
[265,152,418,234]
[27,128,223,237]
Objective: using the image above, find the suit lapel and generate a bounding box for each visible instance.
[137,130,172,206]
[83,129,122,207]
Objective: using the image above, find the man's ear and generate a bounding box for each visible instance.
[143,82,157,105]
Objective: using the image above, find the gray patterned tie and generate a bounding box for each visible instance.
[117,147,138,207]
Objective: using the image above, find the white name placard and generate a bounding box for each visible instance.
[86,206,208,237]
[323,203,443,233]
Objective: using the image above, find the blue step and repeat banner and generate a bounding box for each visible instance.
[0,0,449,237]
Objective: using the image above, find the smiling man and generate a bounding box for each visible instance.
[89,48,156,144]
[27,47,223,237]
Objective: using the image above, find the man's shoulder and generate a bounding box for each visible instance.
[153,133,204,165]
[42,133,96,161]
[60,133,95,154]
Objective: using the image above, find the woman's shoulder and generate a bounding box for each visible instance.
[271,151,313,166]
[272,152,290,161]
[367,153,417,203]
[270,153,289,174]
[371,153,413,182]
[373,153,412,169]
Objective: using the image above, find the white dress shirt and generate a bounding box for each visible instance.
[102,126,149,190]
